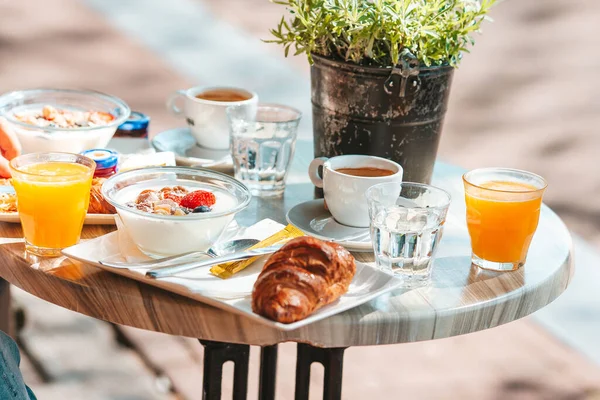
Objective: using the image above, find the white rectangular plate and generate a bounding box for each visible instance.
[0,213,115,225]
[62,231,403,331]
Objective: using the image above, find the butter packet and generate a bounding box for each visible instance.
[210,224,304,279]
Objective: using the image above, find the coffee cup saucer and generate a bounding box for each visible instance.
[286,199,372,252]
[151,127,233,173]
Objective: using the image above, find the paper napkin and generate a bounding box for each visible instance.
[118,151,176,172]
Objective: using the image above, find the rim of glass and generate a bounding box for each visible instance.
[366,181,452,210]
[462,167,548,193]
[9,152,96,177]
[1,88,131,133]
[101,166,252,221]
[227,103,302,124]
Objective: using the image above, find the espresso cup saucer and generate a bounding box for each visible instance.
[151,127,233,173]
[286,199,372,252]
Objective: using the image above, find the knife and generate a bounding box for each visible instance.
[141,244,284,279]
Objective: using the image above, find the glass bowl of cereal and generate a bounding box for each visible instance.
[0,89,130,153]
[101,166,252,257]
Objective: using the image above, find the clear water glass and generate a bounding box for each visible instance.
[227,104,301,197]
[366,182,451,287]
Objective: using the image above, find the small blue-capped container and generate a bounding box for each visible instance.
[81,149,119,178]
[115,111,150,138]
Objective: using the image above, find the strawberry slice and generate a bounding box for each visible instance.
[180,190,216,209]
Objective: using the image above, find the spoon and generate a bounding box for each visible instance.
[145,244,285,279]
[99,238,260,269]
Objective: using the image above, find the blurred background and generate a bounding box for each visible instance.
[3,0,600,398]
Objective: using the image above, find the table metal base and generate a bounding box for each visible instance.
[259,344,278,400]
[295,343,347,400]
[199,341,347,400]
[199,340,250,400]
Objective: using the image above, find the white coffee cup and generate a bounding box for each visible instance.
[167,86,258,149]
[308,155,403,228]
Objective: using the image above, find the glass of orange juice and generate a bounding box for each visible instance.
[463,168,547,271]
[10,153,95,257]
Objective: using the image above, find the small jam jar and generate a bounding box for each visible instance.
[115,111,150,138]
[81,149,119,178]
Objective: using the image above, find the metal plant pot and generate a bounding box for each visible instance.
[311,54,454,183]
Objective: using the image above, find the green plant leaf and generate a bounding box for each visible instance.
[266,0,498,67]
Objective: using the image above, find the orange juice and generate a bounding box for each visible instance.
[11,160,94,255]
[465,180,542,264]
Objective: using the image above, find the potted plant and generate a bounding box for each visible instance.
[269,0,497,183]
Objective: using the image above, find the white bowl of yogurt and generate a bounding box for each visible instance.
[0,89,130,154]
[102,167,251,257]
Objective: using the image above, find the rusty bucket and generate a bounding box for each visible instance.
[311,54,454,183]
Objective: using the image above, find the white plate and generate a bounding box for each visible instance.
[151,127,233,173]
[0,213,115,225]
[62,230,402,331]
[286,199,372,252]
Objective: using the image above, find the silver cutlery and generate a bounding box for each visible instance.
[143,244,285,279]
[99,238,260,269]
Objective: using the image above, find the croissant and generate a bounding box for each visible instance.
[87,178,116,214]
[252,236,356,323]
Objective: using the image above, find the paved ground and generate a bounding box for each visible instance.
[1,0,600,398]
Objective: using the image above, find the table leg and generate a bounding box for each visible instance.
[0,278,12,337]
[259,344,278,400]
[199,340,249,400]
[295,343,347,400]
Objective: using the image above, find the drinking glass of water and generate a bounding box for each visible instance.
[366,182,451,287]
[227,104,302,197]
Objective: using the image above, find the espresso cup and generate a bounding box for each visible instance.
[308,155,403,228]
[167,86,258,149]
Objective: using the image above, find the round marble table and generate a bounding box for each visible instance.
[0,162,573,347]
[0,147,573,399]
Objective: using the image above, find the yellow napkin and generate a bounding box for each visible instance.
[210,224,304,279]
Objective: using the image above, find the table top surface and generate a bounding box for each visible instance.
[0,140,573,347]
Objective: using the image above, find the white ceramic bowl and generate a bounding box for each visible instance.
[102,167,252,257]
[0,89,130,154]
